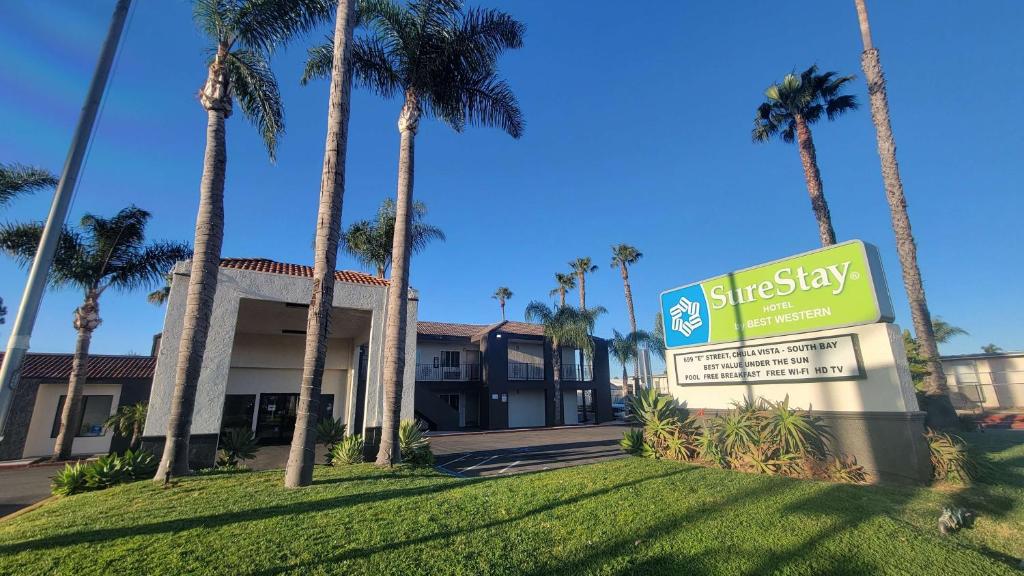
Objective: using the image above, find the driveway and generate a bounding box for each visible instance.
[0,463,61,517]
[430,423,629,477]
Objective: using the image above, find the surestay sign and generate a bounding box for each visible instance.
[659,240,894,349]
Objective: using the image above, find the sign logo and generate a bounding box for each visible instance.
[659,240,893,349]
[669,297,702,336]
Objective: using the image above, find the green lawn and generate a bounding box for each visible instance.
[1,431,1021,576]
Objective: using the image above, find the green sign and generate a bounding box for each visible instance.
[660,240,893,348]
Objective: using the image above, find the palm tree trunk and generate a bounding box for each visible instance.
[376,265,385,278]
[558,289,565,308]
[621,264,641,393]
[156,51,230,482]
[53,292,101,460]
[793,114,837,246]
[551,339,563,426]
[285,0,356,488]
[500,300,506,321]
[130,422,141,451]
[376,92,419,466]
[577,274,586,310]
[854,0,956,427]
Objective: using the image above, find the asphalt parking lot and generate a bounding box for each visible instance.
[429,423,629,478]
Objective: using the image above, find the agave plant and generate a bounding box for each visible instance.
[118,449,157,480]
[52,461,90,496]
[330,434,365,465]
[85,454,129,489]
[926,429,977,483]
[399,419,434,466]
[620,428,647,456]
[695,423,725,467]
[628,387,680,452]
[218,427,259,468]
[762,396,828,456]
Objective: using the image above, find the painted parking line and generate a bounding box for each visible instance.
[439,453,473,467]
[496,460,520,475]
[460,454,499,472]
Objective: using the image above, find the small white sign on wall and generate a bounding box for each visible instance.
[672,334,863,386]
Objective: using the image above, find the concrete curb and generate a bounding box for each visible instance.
[0,495,58,523]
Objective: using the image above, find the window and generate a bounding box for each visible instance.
[51,395,113,438]
[221,394,256,431]
[439,393,460,411]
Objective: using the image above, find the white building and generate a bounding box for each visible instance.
[142,258,416,467]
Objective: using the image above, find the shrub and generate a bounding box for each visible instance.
[218,427,259,467]
[330,434,365,465]
[694,423,724,467]
[118,448,157,480]
[399,419,435,466]
[620,428,647,456]
[52,462,90,496]
[85,454,129,489]
[926,429,977,483]
[317,418,347,465]
[828,455,868,484]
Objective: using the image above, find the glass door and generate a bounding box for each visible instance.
[255,393,299,444]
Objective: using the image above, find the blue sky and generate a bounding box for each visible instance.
[1,0,1021,365]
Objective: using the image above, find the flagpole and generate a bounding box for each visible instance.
[0,0,133,441]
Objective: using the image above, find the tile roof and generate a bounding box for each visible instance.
[416,320,546,339]
[219,258,389,287]
[0,352,155,380]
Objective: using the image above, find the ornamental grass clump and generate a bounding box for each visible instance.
[329,434,365,465]
[399,419,435,466]
[926,429,978,483]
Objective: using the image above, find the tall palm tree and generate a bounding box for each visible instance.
[569,257,598,310]
[0,163,57,210]
[306,0,525,466]
[156,0,330,483]
[549,272,576,308]
[340,198,445,278]
[931,317,967,345]
[609,329,652,396]
[651,312,666,361]
[981,344,1003,354]
[610,244,643,389]
[524,302,605,426]
[285,0,357,489]
[752,66,858,246]
[0,207,190,460]
[492,286,512,321]
[853,0,957,428]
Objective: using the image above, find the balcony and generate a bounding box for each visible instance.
[415,363,481,382]
[561,364,593,382]
[508,361,544,381]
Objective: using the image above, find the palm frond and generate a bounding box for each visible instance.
[103,241,192,293]
[301,39,335,85]
[0,163,58,207]
[232,0,332,54]
[225,49,284,161]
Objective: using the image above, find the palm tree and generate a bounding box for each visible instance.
[147,273,172,306]
[105,402,148,451]
[981,344,1003,354]
[285,0,357,489]
[0,163,57,209]
[549,272,576,308]
[609,329,652,396]
[0,297,6,325]
[569,257,598,310]
[611,244,643,389]
[524,302,605,426]
[0,206,190,460]
[306,0,525,466]
[651,312,666,362]
[492,287,512,321]
[931,317,967,344]
[853,0,957,428]
[752,66,858,246]
[340,198,445,278]
[156,0,329,483]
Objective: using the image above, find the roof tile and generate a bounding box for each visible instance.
[0,352,155,380]
[219,258,389,287]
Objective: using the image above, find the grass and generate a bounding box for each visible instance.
[0,431,1021,575]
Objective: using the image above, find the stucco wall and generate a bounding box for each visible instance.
[23,382,122,458]
[144,263,416,441]
[943,352,1024,409]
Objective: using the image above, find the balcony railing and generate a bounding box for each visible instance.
[508,361,544,381]
[415,363,481,382]
[561,364,594,382]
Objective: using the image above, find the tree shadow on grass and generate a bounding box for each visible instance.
[0,475,482,556]
[246,466,697,576]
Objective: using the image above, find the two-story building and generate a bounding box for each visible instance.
[414,321,612,431]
